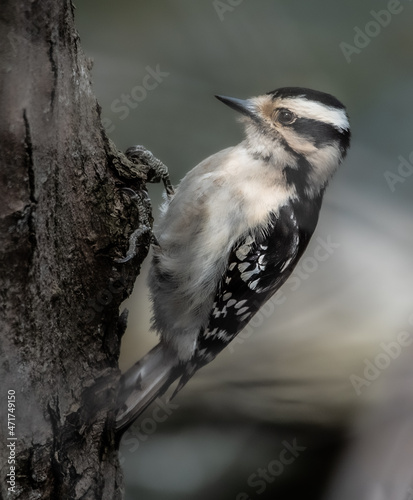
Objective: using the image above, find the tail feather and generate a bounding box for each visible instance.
[115,344,182,432]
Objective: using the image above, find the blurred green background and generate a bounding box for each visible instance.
[76,1,413,499]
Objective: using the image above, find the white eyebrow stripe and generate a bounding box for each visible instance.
[280,97,350,132]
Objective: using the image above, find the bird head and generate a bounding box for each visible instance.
[216,87,351,197]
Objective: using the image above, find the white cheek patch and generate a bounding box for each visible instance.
[307,144,341,189]
[279,127,318,155]
[278,98,349,132]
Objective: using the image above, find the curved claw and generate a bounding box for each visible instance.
[119,186,140,200]
[115,225,152,263]
[115,185,154,264]
[125,145,175,199]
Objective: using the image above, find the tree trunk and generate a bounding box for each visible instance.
[0,1,149,497]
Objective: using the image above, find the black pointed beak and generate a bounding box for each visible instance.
[215,95,256,118]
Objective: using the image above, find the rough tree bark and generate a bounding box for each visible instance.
[0,1,151,498]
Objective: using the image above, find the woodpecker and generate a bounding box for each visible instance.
[115,87,351,431]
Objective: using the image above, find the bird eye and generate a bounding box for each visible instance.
[275,109,296,125]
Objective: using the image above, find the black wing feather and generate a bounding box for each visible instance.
[196,205,309,363]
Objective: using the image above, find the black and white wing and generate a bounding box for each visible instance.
[195,204,312,365]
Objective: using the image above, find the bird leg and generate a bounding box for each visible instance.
[115,145,172,263]
[124,145,174,199]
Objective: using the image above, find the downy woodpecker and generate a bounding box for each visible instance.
[116,87,351,431]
